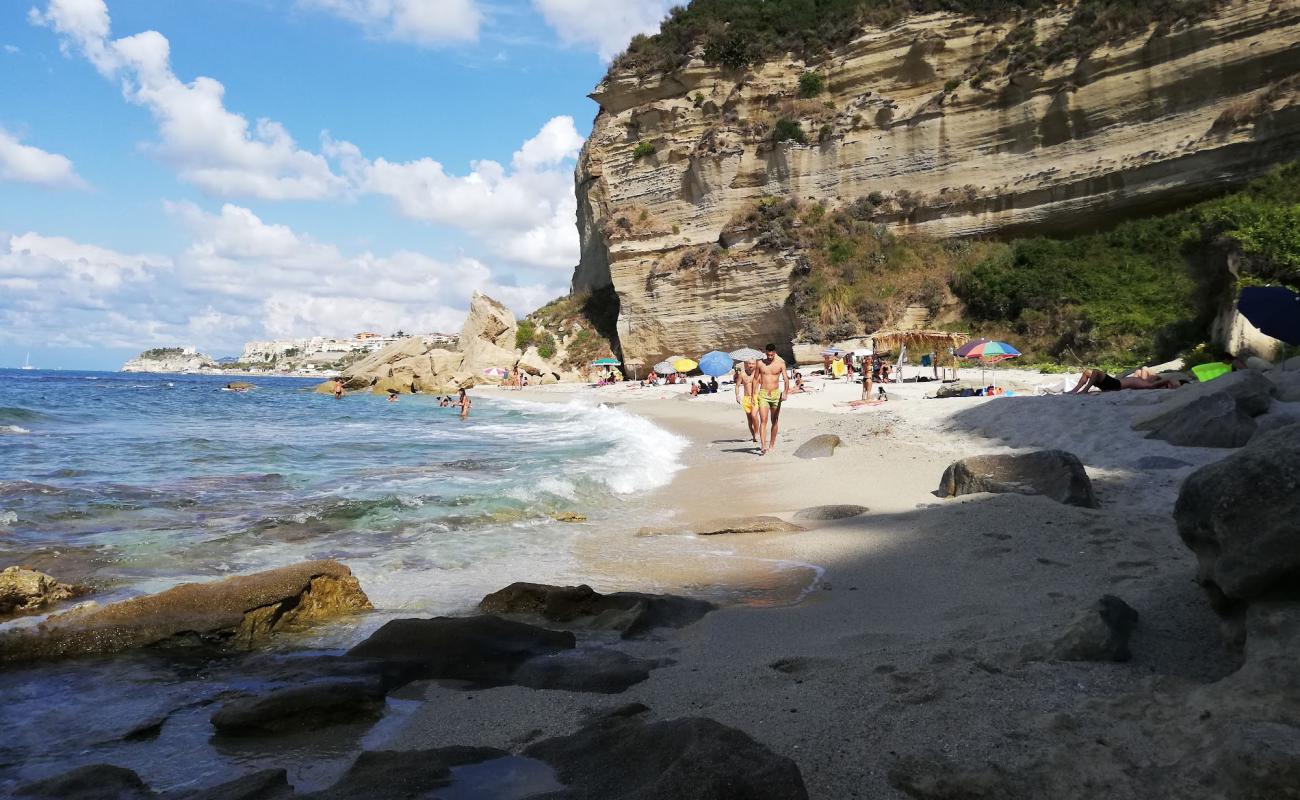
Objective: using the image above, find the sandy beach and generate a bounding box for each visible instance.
[361,371,1284,798]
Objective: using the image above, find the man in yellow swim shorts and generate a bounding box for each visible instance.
[754,343,789,455]
[735,359,759,443]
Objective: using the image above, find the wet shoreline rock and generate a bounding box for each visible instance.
[0,560,371,664]
[793,434,842,459]
[939,450,1098,508]
[210,680,386,736]
[0,566,88,618]
[479,583,715,639]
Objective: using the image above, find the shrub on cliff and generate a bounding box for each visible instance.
[772,118,808,145]
[632,141,657,159]
[798,72,826,98]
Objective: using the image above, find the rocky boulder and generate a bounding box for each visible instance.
[0,560,371,664]
[524,713,809,799]
[460,291,516,350]
[210,679,386,736]
[1141,392,1259,448]
[511,648,658,693]
[0,566,88,617]
[793,434,842,459]
[346,614,575,688]
[938,451,1098,508]
[1030,595,1140,663]
[14,764,154,800]
[792,504,869,521]
[695,516,807,535]
[1174,423,1300,618]
[306,746,507,800]
[479,583,715,639]
[1268,370,1300,402]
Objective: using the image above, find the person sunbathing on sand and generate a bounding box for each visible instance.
[1068,367,1179,394]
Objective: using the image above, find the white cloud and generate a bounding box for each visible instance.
[299,0,482,45]
[31,0,344,200]
[0,129,86,188]
[532,0,673,61]
[0,208,563,354]
[333,115,583,270]
[3,45,20,54]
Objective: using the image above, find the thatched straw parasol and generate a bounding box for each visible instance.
[868,329,970,353]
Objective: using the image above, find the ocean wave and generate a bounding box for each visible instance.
[0,407,48,424]
[0,424,31,434]
[0,510,16,526]
[490,397,688,496]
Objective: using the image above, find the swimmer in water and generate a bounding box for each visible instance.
[457,388,471,419]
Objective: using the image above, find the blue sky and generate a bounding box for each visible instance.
[0,0,675,369]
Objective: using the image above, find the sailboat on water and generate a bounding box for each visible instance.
[20,352,34,370]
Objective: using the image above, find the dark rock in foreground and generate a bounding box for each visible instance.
[793,434,842,459]
[347,614,575,687]
[15,764,154,800]
[479,583,714,639]
[0,560,371,664]
[792,504,869,521]
[512,648,658,693]
[939,450,1098,508]
[1133,370,1274,448]
[210,680,385,736]
[162,769,293,800]
[1028,595,1140,663]
[524,713,809,799]
[1175,423,1300,622]
[303,746,507,800]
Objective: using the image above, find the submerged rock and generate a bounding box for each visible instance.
[0,566,88,617]
[210,680,385,736]
[793,434,842,459]
[162,770,294,800]
[479,583,715,639]
[524,713,809,799]
[0,560,371,664]
[14,764,154,800]
[938,451,1098,508]
[511,648,658,694]
[346,615,575,687]
[306,746,507,800]
[1174,423,1300,621]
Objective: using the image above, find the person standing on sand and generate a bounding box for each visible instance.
[735,360,759,442]
[457,388,471,418]
[753,343,789,455]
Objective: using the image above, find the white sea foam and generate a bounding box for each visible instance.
[0,510,16,525]
[0,425,30,435]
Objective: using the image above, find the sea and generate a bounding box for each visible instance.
[0,368,698,793]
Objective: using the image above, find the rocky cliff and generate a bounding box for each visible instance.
[121,348,217,373]
[573,0,1300,365]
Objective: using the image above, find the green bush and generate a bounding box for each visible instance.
[772,118,808,145]
[944,77,961,92]
[798,71,826,97]
[142,347,184,359]
[632,141,657,159]
[515,320,536,350]
[818,124,835,142]
[537,333,558,360]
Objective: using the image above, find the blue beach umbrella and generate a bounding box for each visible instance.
[590,357,621,367]
[1238,286,1300,345]
[698,350,735,376]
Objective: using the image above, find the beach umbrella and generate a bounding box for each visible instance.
[821,347,846,356]
[729,347,764,362]
[698,351,734,376]
[955,339,1021,385]
[1192,362,1232,382]
[671,357,699,373]
[590,357,621,367]
[1238,286,1300,345]
[482,367,508,379]
[653,360,677,375]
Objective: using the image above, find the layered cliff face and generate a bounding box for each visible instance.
[573,0,1300,364]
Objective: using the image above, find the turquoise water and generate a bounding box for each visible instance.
[0,369,688,622]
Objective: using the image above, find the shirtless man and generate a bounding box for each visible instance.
[734,360,759,442]
[753,343,789,455]
[1068,367,1179,394]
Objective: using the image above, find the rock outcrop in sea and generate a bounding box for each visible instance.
[325,291,587,394]
[571,0,1300,366]
[121,347,218,373]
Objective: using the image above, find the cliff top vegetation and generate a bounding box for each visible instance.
[612,0,1221,76]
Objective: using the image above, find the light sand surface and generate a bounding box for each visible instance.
[383,376,1242,798]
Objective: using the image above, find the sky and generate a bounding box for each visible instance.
[0,0,678,370]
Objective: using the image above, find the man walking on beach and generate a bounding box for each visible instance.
[754,343,789,455]
[735,359,759,442]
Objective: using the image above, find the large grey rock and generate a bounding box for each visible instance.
[346,615,574,687]
[1132,369,1274,433]
[1175,423,1300,613]
[210,680,385,736]
[0,566,87,617]
[524,714,809,799]
[1253,404,1300,439]
[1284,355,1300,371]
[479,583,714,639]
[695,516,806,535]
[511,648,657,693]
[938,450,1098,508]
[15,765,154,800]
[1143,391,1259,448]
[792,504,869,521]
[1037,596,1140,663]
[162,770,294,800]
[793,434,842,459]
[0,561,371,665]
[1268,370,1300,402]
[304,746,507,800]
